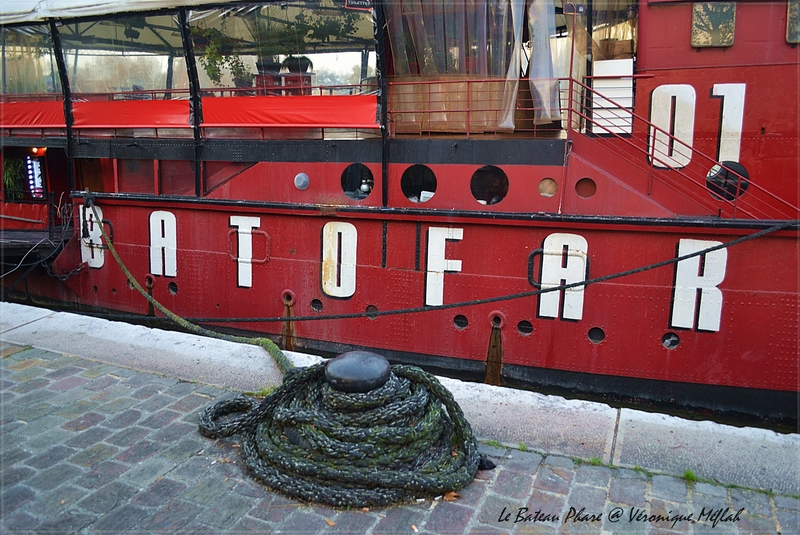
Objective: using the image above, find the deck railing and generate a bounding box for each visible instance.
[566,77,800,221]
[385,73,799,221]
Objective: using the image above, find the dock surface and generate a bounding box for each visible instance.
[1,302,797,534]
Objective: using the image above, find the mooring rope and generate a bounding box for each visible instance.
[199,363,486,507]
[84,197,293,372]
[87,194,490,506]
[82,193,797,506]
[179,219,800,324]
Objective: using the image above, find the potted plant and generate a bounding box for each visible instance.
[192,25,253,86]
[228,54,254,87]
[3,158,26,201]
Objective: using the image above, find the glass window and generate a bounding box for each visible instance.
[385,0,518,77]
[2,147,48,200]
[59,14,189,99]
[188,2,376,94]
[1,25,62,97]
[691,3,736,48]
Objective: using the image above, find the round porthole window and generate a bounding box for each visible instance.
[470,165,508,206]
[341,163,374,200]
[401,164,437,203]
[706,161,749,201]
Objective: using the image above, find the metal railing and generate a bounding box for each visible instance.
[565,77,800,220]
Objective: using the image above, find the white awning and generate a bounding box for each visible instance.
[0,0,250,25]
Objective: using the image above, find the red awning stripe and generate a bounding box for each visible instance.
[0,101,66,128]
[72,100,192,129]
[201,95,379,129]
[2,95,379,130]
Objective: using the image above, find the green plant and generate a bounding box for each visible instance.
[683,468,698,482]
[484,439,502,448]
[228,54,254,86]
[192,25,252,86]
[518,442,528,452]
[3,158,25,200]
[589,456,603,466]
[242,9,307,64]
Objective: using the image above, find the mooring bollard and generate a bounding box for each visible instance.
[198,351,493,507]
[324,351,391,393]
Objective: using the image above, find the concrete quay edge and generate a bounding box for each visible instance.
[1,301,797,497]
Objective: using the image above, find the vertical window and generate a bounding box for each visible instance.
[59,14,188,99]
[2,148,47,200]
[1,24,62,97]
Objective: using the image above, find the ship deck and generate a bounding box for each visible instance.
[0,227,68,268]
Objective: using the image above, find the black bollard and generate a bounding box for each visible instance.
[324,351,391,393]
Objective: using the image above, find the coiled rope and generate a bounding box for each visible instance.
[86,195,490,505]
[199,363,485,507]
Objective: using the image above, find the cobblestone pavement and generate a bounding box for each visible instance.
[1,343,798,534]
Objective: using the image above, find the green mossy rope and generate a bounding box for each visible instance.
[198,363,483,507]
[86,199,293,373]
[86,196,487,506]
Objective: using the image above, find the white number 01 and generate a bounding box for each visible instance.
[649,83,746,169]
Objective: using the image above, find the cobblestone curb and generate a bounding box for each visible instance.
[1,344,798,534]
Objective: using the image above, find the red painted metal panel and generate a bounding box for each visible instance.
[58,200,798,393]
[72,100,191,129]
[0,203,48,229]
[203,161,383,207]
[202,160,566,212]
[638,2,798,71]
[0,101,65,128]
[387,164,564,213]
[200,95,379,129]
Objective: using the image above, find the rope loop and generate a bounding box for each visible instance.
[198,363,483,507]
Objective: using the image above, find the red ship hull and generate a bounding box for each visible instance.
[2,0,798,421]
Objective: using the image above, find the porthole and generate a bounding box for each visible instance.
[662,332,680,349]
[470,165,508,206]
[538,178,558,198]
[366,305,379,319]
[587,327,605,343]
[517,321,533,335]
[706,161,749,201]
[341,163,374,200]
[310,299,323,312]
[168,282,178,295]
[401,164,437,203]
[575,177,597,199]
[454,315,469,330]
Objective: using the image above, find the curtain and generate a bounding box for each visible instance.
[386,0,526,130]
[527,0,560,124]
